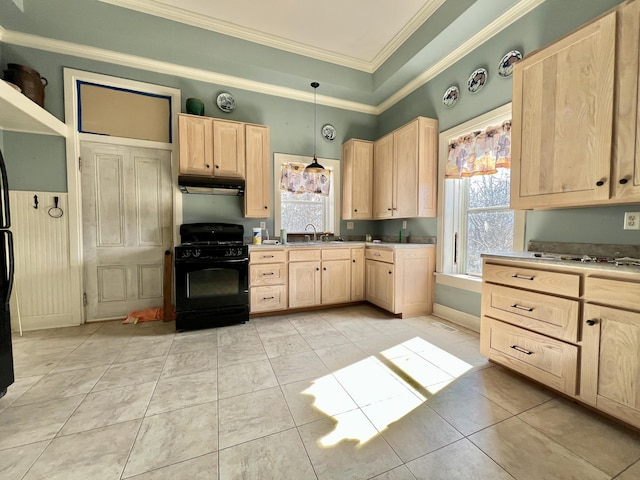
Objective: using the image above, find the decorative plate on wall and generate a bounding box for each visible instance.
[467,68,488,93]
[442,85,460,108]
[216,92,236,112]
[498,50,522,77]
[321,123,336,141]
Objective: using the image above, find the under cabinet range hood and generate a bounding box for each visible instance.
[178,175,245,196]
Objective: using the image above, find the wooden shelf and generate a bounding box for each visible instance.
[0,80,69,137]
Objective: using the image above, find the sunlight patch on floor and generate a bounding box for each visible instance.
[305,336,473,447]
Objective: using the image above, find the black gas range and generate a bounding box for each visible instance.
[174,223,249,331]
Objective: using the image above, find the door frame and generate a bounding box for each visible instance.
[63,69,182,324]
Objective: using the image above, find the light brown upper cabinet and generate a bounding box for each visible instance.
[212,119,245,178]
[179,114,213,176]
[372,117,438,219]
[342,139,373,220]
[612,0,640,202]
[178,114,246,179]
[512,2,640,209]
[245,124,271,218]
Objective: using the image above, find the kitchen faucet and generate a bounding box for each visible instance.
[305,224,317,242]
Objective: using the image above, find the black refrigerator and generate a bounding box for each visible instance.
[0,149,14,398]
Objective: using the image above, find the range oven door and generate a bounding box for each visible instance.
[175,256,249,331]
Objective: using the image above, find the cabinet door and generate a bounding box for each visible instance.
[365,259,394,312]
[178,114,213,176]
[212,119,245,178]
[350,247,365,301]
[288,261,321,308]
[582,304,640,428]
[393,120,419,218]
[613,0,640,201]
[511,12,616,209]
[373,134,394,219]
[342,140,373,219]
[245,124,271,218]
[395,247,434,317]
[321,259,351,305]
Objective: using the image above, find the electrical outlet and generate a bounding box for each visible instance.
[347,222,354,230]
[624,212,640,230]
[402,220,407,229]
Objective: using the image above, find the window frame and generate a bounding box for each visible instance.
[273,153,341,236]
[436,103,525,293]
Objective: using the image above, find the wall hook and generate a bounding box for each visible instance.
[33,195,38,209]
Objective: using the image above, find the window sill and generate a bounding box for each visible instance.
[435,272,482,294]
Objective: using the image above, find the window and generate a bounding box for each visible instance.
[274,153,341,235]
[438,104,524,284]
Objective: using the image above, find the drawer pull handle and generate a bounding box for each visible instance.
[511,274,534,280]
[263,296,275,300]
[511,304,534,312]
[263,255,274,258]
[510,345,533,355]
[586,319,598,326]
[262,272,275,276]
[374,253,381,257]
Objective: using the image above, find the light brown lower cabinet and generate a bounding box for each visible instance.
[481,258,640,429]
[249,250,287,313]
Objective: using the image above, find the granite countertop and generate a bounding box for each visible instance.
[482,251,640,275]
[248,241,434,250]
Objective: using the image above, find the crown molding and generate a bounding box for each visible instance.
[377,0,546,113]
[0,0,545,116]
[99,0,376,72]
[1,29,377,115]
[369,0,446,71]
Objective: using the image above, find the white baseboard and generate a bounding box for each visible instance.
[432,303,480,333]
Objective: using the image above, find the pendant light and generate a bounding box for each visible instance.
[305,81,325,173]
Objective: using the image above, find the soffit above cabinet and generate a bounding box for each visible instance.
[0,80,69,137]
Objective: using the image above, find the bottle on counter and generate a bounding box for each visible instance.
[280,228,287,244]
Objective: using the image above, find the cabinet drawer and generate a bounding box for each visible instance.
[365,248,394,263]
[250,250,286,264]
[250,285,287,313]
[482,283,579,342]
[484,262,580,297]
[322,248,350,260]
[585,277,640,311]
[289,249,321,262]
[481,317,578,395]
[250,263,286,286]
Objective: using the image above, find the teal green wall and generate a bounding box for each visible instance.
[435,284,482,318]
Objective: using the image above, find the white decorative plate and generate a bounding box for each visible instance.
[216,92,236,112]
[442,85,459,108]
[498,50,522,77]
[321,124,336,141]
[467,68,488,93]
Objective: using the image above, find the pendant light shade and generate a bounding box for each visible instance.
[305,81,325,173]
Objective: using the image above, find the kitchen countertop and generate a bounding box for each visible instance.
[482,251,640,275]
[249,241,435,250]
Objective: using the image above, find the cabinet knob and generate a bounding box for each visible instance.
[619,178,629,185]
[595,179,606,187]
[586,319,598,326]
[354,209,358,212]
[215,165,219,169]
[388,208,392,211]
[316,267,320,271]
[205,164,211,168]
[388,271,392,274]
[353,259,356,263]
[264,206,268,209]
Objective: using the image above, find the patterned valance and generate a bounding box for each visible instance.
[445,120,512,178]
[279,162,331,196]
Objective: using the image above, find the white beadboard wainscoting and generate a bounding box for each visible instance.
[9,191,76,331]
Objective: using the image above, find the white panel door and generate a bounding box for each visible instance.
[81,142,172,321]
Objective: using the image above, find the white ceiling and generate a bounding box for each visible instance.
[100,0,447,71]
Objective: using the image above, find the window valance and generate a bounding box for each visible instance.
[445,120,512,178]
[279,162,331,196]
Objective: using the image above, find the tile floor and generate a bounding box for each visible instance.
[1,304,640,479]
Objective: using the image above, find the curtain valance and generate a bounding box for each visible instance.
[445,120,511,178]
[279,162,331,196]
